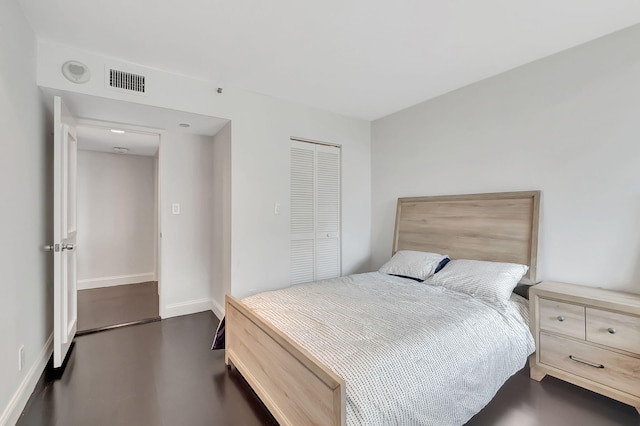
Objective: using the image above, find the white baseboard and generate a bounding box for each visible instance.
[163,298,213,319]
[0,334,53,426]
[77,272,155,290]
[210,298,224,319]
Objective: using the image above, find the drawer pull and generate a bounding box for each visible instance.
[557,315,566,322]
[607,327,616,334]
[569,355,604,369]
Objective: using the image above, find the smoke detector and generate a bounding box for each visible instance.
[62,61,91,84]
[112,147,129,154]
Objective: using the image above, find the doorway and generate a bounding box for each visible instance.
[75,125,160,333]
[45,89,232,365]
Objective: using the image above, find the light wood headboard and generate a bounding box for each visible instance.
[393,191,540,283]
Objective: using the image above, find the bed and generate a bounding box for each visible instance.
[225,190,540,425]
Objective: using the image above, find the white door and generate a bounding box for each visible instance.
[50,96,78,368]
[290,140,341,285]
[313,144,341,280]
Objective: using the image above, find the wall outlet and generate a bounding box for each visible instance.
[18,345,25,371]
[172,203,181,215]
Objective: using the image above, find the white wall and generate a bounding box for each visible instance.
[77,150,156,289]
[372,24,640,294]
[160,132,215,317]
[212,123,232,317]
[36,41,372,301]
[227,90,371,298]
[0,1,49,424]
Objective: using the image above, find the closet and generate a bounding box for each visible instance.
[290,139,341,285]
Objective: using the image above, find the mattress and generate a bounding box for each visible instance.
[241,272,535,425]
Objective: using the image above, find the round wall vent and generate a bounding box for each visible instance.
[62,61,91,84]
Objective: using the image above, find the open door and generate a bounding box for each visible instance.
[48,96,78,368]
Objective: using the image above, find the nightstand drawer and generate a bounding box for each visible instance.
[540,333,640,398]
[586,308,640,354]
[539,298,585,339]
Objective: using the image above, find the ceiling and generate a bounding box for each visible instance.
[42,87,229,136]
[76,126,160,157]
[41,88,229,156]
[20,0,640,120]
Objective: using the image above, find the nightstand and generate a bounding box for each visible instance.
[529,281,640,414]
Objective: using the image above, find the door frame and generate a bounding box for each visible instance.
[74,118,164,316]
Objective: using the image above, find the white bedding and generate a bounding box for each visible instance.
[241,272,534,425]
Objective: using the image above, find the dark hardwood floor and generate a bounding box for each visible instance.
[467,364,639,426]
[18,312,276,426]
[77,282,159,332]
[18,311,639,426]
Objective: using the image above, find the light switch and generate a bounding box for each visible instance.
[274,202,281,215]
[172,203,181,215]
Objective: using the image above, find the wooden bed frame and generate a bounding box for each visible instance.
[225,190,540,426]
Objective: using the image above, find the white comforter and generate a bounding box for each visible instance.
[241,272,534,426]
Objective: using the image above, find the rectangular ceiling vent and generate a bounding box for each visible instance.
[108,68,146,94]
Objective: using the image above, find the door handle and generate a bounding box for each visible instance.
[62,244,74,251]
[44,244,60,252]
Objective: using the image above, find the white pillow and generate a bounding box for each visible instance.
[426,259,528,303]
[378,250,448,282]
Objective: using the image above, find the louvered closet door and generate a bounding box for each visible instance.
[291,141,315,284]
[290,140,341,285]
[314,144,340,280]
